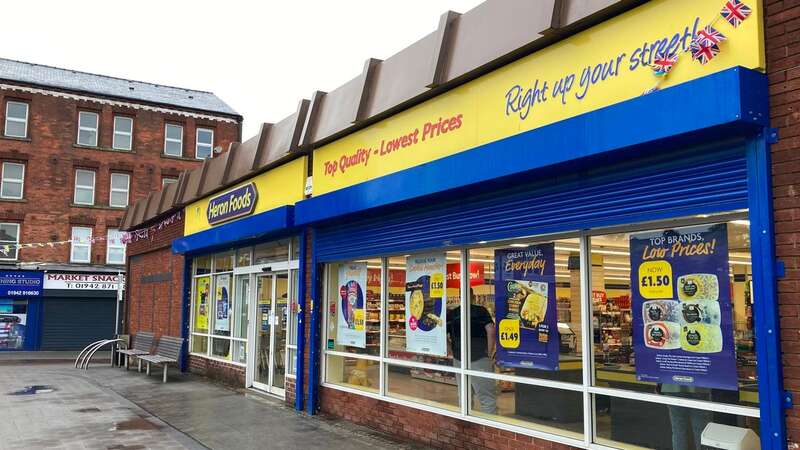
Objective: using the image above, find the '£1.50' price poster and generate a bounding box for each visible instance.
[494,244,558,370]
[631,223,737,391]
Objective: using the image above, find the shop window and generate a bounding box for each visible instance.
[0,299,28,350]
[191,334,208,354]
[77,111,99,147]
[325,355,379,394]
[325,259,382,357]
[236,247,252,267]
[112,116,133,150]
[1,162,25,199]
[0,223,20,261]
[232,274,250,364]
[73,169,95,205]
[253,240,289,265]
[287,269,300,375]
[191,276,211,336]
[214,251,234,272]
[109,173,130,208]
[4,101,28,138]
[70,226,92,263]
[210,272,232,359]
[590,219,757,408]
[386,363,460,411]
[386,251,461,367]
[106,228,126,265]
[164,123,183,157]
[291,236,301,260]
[466,239,583,384]
[196,128,214,159]
[194,255,211,275]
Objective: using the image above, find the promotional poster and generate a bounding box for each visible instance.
[405,253,447,356]
[337,262,367,348]
[495,244,559,370]
[214,274,230,333]
[194,277,210,331]
[631,223,737,390]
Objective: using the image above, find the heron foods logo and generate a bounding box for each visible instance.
[207,183,258,225]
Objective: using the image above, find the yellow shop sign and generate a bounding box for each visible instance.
[312,0,764,196]
[185,156,307,236]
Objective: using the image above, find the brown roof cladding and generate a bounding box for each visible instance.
[123,0,641,231]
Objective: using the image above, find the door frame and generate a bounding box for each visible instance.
[245,271,290,396]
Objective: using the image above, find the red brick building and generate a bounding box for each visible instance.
[0,58,240,351]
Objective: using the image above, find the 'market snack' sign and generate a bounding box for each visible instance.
[206,182,258,226]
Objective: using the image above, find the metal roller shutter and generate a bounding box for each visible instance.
[40,297,116,350]
[316,146,749,262]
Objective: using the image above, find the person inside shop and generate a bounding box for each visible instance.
[446,288,497,414]
[659,383,713,450]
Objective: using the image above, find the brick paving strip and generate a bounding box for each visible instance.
[0,362,428,450]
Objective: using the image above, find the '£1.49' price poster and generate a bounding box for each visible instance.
[494,244,558,370]
[631,223,737,391]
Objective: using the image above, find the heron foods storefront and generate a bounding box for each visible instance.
[290,2,784,449]
[121,0,788,448]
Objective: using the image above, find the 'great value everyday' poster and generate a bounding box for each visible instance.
[631,223,737,391]
[405,253,447,356]
[495,244,558,370]
[336,263,367,348]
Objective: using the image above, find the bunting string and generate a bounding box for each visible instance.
[121,210,182,244]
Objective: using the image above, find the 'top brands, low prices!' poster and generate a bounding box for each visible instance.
[337,263,367,348]
[631,223,737,391]
[405,253,447,356]
[495,244,559,370]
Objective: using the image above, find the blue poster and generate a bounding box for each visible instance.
[631,223,737,391]
[495,244,559,370]
[0,271,43,298]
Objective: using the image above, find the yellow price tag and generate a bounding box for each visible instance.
[638,260,673,299]
[430,272,444,298]
[498,319,521,349]
[353,309,365,331]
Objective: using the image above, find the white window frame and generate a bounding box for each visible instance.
[162,177,178,188]
[0,222,20,261]
[70,226,92,263]
[112,116,133,151]
[106,228,126,265]
[73,169,96,205]
[77,111,99,147]
[0,162,25,200]
[4,101,28,138]
[195,128,214,159]
[318,212,760,448]
[109,173,130,208]
[164,123,183,157]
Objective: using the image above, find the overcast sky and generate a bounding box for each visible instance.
[1,0,485,138]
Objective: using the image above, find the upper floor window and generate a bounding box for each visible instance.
[164,124,183,157]
[106,228,126,265]
[74,169,95,205]
[196,128,214,159]
[77,111,99,147]
[112,116,133,150]
[162,177,178,188]
[109,173,130,208]
[70,226,92,263]
[4,101,28,138]
[0,162,24,199]
[0,223,19,261]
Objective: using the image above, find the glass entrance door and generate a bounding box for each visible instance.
[249,272,287,396]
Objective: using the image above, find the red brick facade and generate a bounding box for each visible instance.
[767,0,800,446]
[0,86,239,265]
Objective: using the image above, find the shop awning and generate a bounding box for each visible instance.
[171,205,294,255]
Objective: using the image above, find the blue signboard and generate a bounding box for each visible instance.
[495,244,559,370]
[631,223,737,391]
[206,182,258,226]
[0,271,44,298]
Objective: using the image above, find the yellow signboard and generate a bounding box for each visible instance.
[312,0,764,196]
[184,156,307,236]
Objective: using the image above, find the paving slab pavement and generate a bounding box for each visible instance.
[0,362,427,450]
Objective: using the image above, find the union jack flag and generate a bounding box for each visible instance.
[651,53,679,76]
[696,26,726,47]
[721,0,752,28]
[691,41,720,65]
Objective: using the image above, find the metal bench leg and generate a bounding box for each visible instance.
[138,359,142,373]
[163,365,168,383]
[146,362,150,376]
[125,355,129,370]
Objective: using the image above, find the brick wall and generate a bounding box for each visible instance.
[0,87,238,264]
[188,355,246,386]
[766,0,800,446]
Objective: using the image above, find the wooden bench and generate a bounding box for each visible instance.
[139,336,184,383]
[117,332,154,372]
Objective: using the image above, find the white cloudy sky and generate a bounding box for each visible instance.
[1,0,485,138]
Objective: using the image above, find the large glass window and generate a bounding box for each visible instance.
[109,173,130,207]
[4,101,28,138]
[164,123,183,157]
[0,223,20,261]
[1,162,24,199]
[196,128,214,159]
[112,116,133,150]
[70,227,92,263]
[321,213,760,446]
[77,111,99,147]
[106,228,126,265]
[73,169,95,205]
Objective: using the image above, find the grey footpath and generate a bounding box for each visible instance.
[0,361,427,450]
